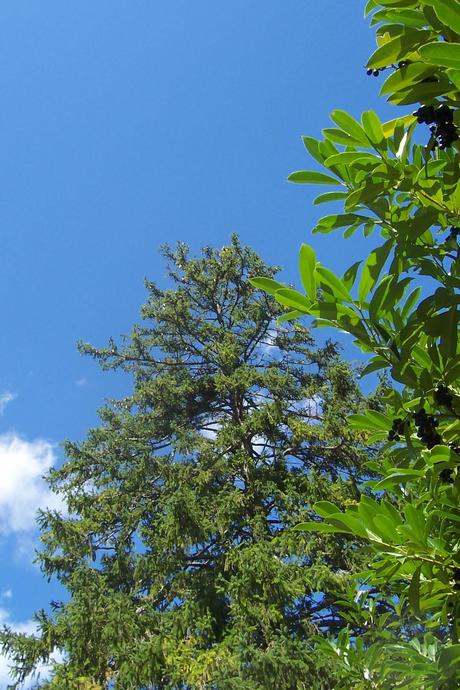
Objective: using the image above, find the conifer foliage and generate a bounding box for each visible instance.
[2,237,368,689]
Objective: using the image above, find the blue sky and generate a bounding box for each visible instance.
[0,1,398,684]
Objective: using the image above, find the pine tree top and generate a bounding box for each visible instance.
[2,237,371,690]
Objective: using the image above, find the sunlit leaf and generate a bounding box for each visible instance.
[427,0,460,36]
[288,170,342,185]
[274,288,312,312]
[367,29,432,70]
[316,266,353,302]
[419,42,460,70]
[249,277,287,296]
[298,244,317,300]
[329,110,370,146]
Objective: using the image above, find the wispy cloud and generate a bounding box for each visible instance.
[0,392,16,416]
[75,377,88,387]
[0,433,63,536]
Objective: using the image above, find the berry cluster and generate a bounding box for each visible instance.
[413,408,441,449]
[413,104,458,150]
[387,417,405,442]
[434,385,454,408]
[440,467,454,483]
[366,61,410,78]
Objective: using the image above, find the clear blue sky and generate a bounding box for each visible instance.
[0,1,397,683]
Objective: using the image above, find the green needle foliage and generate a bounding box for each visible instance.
[2,237,371,689]
[252,2,460,688]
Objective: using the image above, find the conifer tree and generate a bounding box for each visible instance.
[2,236,370,689]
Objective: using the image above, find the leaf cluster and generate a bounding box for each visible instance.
[252,2,460,687]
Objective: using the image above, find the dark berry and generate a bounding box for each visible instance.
[436,104,453,124]
[440,468,454,483]
[434,385,453,408]
[366,68,373,76]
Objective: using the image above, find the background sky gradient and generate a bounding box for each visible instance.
[0,2,396,684]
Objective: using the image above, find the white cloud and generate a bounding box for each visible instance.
[0,392,16,416]
[0,606,63,688]
[0,433,63,535]
[0,590,12,600]
[75,377,88,387]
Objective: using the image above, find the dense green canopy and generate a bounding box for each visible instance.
[2,237,371,689]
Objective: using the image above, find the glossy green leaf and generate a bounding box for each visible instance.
[376,0,419,6]
[324,152,379,167]
[276,309,304,324]
[388,77,454,104]
[438,644,460,672]
[403,504,426,544]
[345,183,385,211]
[315,213,369,234]
[380,63,438,96]
[359,357,389,377]
[444,360,460,385]
[419,42,460,70]
[364,0,378,16]
[400,286,422,320]
[439,306,459,359]
[382,113,417,138]
[381,276,413,313]
[362,111,386,150]
[316,266,353,302]
[408,565,422,617]
[313,191,348,205]
[329,110,370,146]
[348,411,391,431]
[372,515,401,543]
[427,0,460,36]
[298,244,316,300]
[373,470,425,490]
[249,277,287,296]
[343,261,362,291]
[308,301,358,321]
[416,159,448,181]
[314,501,342,518]
[446,68,460,90]
[358,240,393,303]
[370,8,430,28]
[274,288,312,312]
[428,444,460,464]
[367,29,432,70]
[443,419,460,442]
[322,128,366,147]
[288,170,341,185]
[328,513,368,538]
[369,274,394,321]
[293,522,345,533]
[301,136,324,164]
